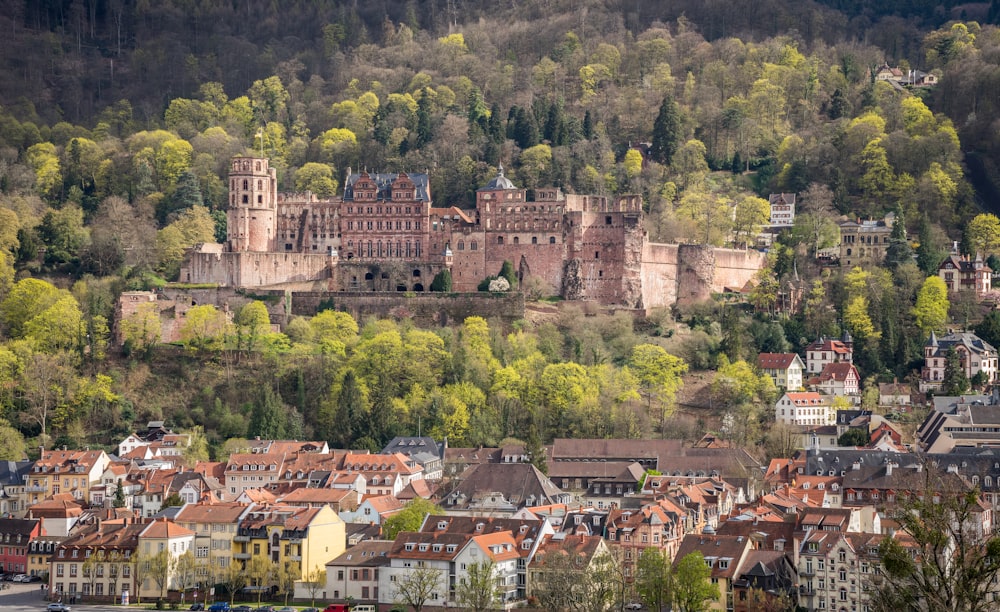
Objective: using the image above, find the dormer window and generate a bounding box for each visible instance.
[405,543,414,551]
[433,544,442,552]
[419,544,429,552]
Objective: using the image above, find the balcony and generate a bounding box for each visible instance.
[289,554,302,562]
[800,567,816,577]
[234,552,252,560]
[233,535,250,542]
[25,485,48,492]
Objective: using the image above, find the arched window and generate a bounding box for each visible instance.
[513,237,519,244]
[550,236,556,244]
[531,236,538,244]
[471,241,478,251]
[458,240,465,251]
[498,236,504,245]
[243,180,248,190]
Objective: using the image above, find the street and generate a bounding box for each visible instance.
[0,582,134,612]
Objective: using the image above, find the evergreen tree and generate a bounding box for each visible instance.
[160,170,203,224]
[333,370,364,448]
[582,110,594,140]
[917,214,946,275]
[975,310,1000,349]
[942,347,971,395]
[827,88,850,119]
[884,208,912,269]
[499,260,518,290]
[415,87,433,148]
[430,269,452,291]
[543,102,564,145]
[511,106,538,149]
[248,386,287,440]
[113,480,125,508]
[525,423,547,475]
[650,95,681,165]
[487,104,503,143]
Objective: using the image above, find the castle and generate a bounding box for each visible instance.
[180,156,765,311]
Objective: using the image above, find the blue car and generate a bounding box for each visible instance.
[208,604,230,612]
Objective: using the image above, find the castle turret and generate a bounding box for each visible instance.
[228,156,277,252]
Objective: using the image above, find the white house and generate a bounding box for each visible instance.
[768,193,796,227]
[805,335,853,375]
[775,392,834,426]
[757,353,805,391]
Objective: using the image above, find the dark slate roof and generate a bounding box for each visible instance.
[925,331,996,357]
[0,460,33,487]
[441,463,566,509]
[381,436,444,465]
[343,172,430,201]
[0,517,39,536]
[477,164,517,191]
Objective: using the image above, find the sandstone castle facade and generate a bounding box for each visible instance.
[180,156,764,310]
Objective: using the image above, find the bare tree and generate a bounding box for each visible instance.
[304,566,326,607]
[455,560,499,612]
[392,566,444,612]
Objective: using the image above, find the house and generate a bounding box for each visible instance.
[838,214,894,268]
[917,398,1000,453]
[27,449,111,505]
[775,392,834,426]
[921,331,999,392]
[136,518,196,601]
[379,531,468,608]
[546,461,644,507]
[339,452,424,497]
[0,460,34,518]
[0,517,42,574]
[673,534,755,611]
[527,534,614,608]
[809,362,860,399]
[224,453,287,499]
[26,497,84,537]
[49,520,145,603]
[732,550,797,612]
[339,494,404,524]
[381,437,444,480]
[757,353,805,391]
[323,539,393,604]
[874,62,905,82]
[768,193,796,227]
[440,463,570,514]
[939,253,991,295]
[805,335,854,375]
[172,501,254,580]
[233,504,346,587]
[276,487,359,512]
[878,380,912,410]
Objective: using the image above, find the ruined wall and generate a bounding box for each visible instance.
[288,292,524,327]
[180,251,332,287]
[712,248,767,294]
[449,230,487,292]
[330,261,443,292]
[639,243,681,310]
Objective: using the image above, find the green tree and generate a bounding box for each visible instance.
[838,428,869,446]
[234,301,271,353]
[294,163,339,197]
[965,213,1000,256]
[222,561,248,605]
[732,195,770,248]
[113,480,125,507]
[455,560,499,612]
[913,276,950,335]
[942,347,971,396]
[247,555,274,606]
[382,499,444,540]
[174,550,198,603]
[1,278,65,337]
[274,559,299,605]
[38,204,90,266]
[635,547,672,612]
[248,386,287,440]
[628,344,687,433]
[975,310,1000,349]
[131,551,151,604]
[304,567,326,607]
[179,304,229,352]
[24,295,83,352]
[885,209,913,269]
[650,95,681,165]
[673,551,719,612]
[917,214,947,275]
[120,301,161,358]
[499,260,518,290]
[430,269,452,292]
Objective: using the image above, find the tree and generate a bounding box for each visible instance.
[673,551,719,612]
[917,214,947,275]
[274,559,298,605]
[871,469,1000,612]
[913,276,950,335]
[82,550,104,602]
[974,310,1000,349]
[294,162,339,197]
[731,196,770,248]
[392,566,443,612]
[175,551,198,603]
[120,301,161,358]
[113,480,126,508]
[179,304,229,353]
[942,346,971,396]
[455,560,499,612]
[382,498,444,540]
[247,386,287,440]
[161,492,184,510]
[884,209,913,269]
[430,269,452,292]
[628,343,687,433]
[0,278,65,337]
[221,561,247,605]
[131,551,151,604]
[150,548,175,601]
[965,213,1000,256]
[838,428,869,446]
[304,567,326,607]
[650,95,681,165]
[635,547,672,612]
[0,418,26,461]
[247,555,274,606]
[234,300,271,353]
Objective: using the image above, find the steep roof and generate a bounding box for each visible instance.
[757,353,802,370]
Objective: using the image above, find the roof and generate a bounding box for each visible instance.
[140,518,196,539]
[327,539,394,567]
[441,463,565,509]
[478,164,517,191]
[782,392,829,406]
[174,502,251,524]
[0,518,40,537]
[344,171,430,201]
[757,353,802,370]
[674,533,752,579]
[381,437,443,465]
[925,331,996,357]
[806,338,852,354]
[816,362,858,382]
[277,487,353,504]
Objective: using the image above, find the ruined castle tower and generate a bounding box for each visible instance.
[228,157,277,252]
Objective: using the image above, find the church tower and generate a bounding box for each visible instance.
[228,157,277,252]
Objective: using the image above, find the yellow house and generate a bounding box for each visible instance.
[24,449,111,507]
[173,502,253,585]
[234,504,345,588]
[136,518,196,601]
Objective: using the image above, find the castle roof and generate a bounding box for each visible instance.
[478,163,517,191]
[343,171,430,201]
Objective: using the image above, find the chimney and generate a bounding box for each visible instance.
[885,462,893,477]
[852,461,861,471]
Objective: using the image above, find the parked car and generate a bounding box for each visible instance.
[301,608,320,612]
[46,604,71,612]
[27,575,43,582]
[323,605,349,612]
[276,607,297,612]
[207,603,230,612]
[232,605,254,612]
[625,603,644,610]
[189,604,206,611]
[256,607,276,612]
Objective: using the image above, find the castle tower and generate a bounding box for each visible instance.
[228,157,277,252]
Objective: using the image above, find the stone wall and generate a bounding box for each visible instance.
[639,243,681,310]
[638,244,765,312]
[180,250,332,287]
